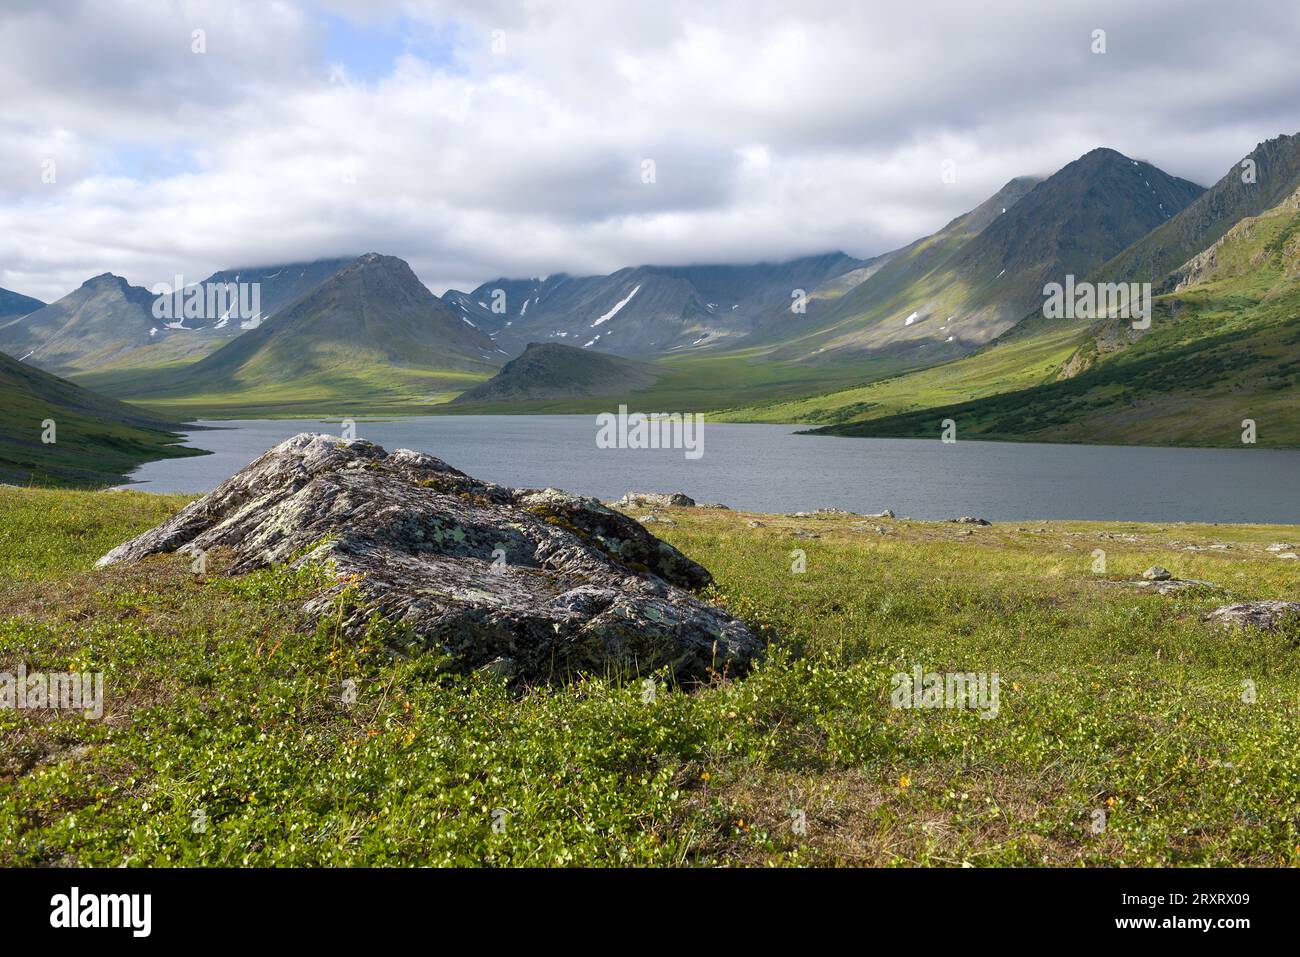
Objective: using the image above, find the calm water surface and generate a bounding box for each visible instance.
[120,416,1300,524]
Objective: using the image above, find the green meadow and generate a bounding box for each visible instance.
[3,487,1298,866]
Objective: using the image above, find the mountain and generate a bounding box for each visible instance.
[115,253,501,416]
[442,252,873,358]
[0,273,157,375]
[780,149,1204,365]
[809,181,1300,447]
[164,256,355,334]
[0,287,44,320]
[0,258,354,386]
[450,342,660,406]
[0,347,200,486]
[1095,133,1300,289]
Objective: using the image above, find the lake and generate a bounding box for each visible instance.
[119,416,1300,524]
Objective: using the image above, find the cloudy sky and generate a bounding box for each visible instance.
[4,0,1300,302]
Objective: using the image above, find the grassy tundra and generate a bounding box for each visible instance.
[1,486,1298,866]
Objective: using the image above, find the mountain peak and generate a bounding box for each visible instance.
[81,272,128,289]
[1096,130,1300,286]
[172,252,497,394]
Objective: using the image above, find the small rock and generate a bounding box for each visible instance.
[1277,552,1299,560]
[698,502,730,510]
[1131,578,1216,595]
[1205,601,1300,631]
[949,516,991,526]
[476,656,516,679]
[615,491,696,509]
[791,529,820,539]
[1142,566,1172,581]
[868,509,895,519]
[1265,543,1295,553]
[639,514,675,527]
[747,520,765,528]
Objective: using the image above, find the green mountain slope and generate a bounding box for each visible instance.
[0,349,200,486]
[812,185,1300,447]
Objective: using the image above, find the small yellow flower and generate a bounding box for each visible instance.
[899,774,911,789]
[701,771,711,783]
[1106,796,1117,808]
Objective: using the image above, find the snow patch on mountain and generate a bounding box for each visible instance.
[591,284,641,327]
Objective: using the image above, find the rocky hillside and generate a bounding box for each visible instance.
[1095,133,1300,289]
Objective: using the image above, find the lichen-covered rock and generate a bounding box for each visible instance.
[1205,601,1300,631]
[614,491,696,509]
[98,434,761,683]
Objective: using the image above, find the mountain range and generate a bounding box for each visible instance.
[4,130,1300,483]
[445,251,875,357]
[792,134,1300,446]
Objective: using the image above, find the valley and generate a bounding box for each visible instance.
[4,135,1300,489]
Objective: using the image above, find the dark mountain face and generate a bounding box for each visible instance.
[181,257,355,333]
[952,148,1204,286]
[442,252,869,358]
[0,287,44,321]
[1095,133,1300,288]
[0,273,157,374]
[172,253,499,390]
[451,341,660,404]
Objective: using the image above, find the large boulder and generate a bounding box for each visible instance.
[98,434,761,683]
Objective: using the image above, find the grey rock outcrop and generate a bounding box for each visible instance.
[1205,601,1300,631]
[614,491,697,509]
[98,434,761,683]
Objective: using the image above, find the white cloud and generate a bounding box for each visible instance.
[3,0,1300,302]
